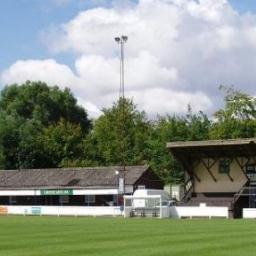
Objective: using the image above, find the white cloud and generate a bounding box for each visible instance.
[2,0,256,118]
[1,59,78,89]
[127,88,212,115]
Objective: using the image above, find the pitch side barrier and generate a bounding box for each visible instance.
[0,205,122,217]
[169,205,229,219]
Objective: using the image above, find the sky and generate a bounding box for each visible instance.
[1,0,256,118]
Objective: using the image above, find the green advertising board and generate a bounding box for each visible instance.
[40,189,73,196]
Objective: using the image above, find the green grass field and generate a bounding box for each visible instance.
[0,216,256,256]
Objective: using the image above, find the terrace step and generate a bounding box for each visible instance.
[179,193,234,209]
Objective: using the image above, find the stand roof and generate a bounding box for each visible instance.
[167,138,256,159]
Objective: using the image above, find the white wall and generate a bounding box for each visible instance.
[169,206,229,219]
[0,205,123,217]
[243,208,256,218]
[0,205,229,219]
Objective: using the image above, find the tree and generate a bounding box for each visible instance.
[0,112,20,169]
[42,119,85,168]
[186,105,211,141]
[210,86,256,139]
[0,81,90,132]
[0,81,91,169]
[147,108,210,184]
[84,98,152,166]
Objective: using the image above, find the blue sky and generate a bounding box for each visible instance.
[0,0,134,71]
[230,0,256,13]
[1,0,256,118]
[1,0,254,72]
[0,0,87,71]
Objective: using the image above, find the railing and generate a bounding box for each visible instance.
[181,178,194,203]
[231,182,253,211]
[247,174,256,182]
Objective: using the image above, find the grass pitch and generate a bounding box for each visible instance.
[0,216,256,256]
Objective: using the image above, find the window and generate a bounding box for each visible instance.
[59,195,69,205]
[85,195,95,205]
[137,185,145,190]
[219,159,230,174]
[9,196,17,205]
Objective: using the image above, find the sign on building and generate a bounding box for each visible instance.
[40,189,73,196]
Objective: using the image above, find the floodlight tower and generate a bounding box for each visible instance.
[114,35,128,99]
[114,35,128,195]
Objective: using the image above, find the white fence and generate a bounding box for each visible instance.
[169,205,229,219]
[243,208,256,219]
[0,205,229,219]
[0,205,123,217]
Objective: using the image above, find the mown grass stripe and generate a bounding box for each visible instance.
[0,217,255,256]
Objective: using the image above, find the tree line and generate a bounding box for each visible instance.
[0,81,255,184]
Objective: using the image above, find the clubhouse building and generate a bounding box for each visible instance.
[167,138,256,218]
[0,165,163,216]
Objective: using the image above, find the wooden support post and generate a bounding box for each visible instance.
[235,157,249,181]
[172,152,200,182]
[201,158,217,182]
[192,159,201,169]
[185,165,200,182]
[227,173,234,182]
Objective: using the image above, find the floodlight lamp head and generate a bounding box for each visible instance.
[121,35,128,42]
[115,170,119,175]
[115,37,121,43]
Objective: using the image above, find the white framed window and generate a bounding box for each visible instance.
[85,195,95,205]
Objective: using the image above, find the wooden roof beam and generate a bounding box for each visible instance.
[201,158,217,182]
[172,151,201,182]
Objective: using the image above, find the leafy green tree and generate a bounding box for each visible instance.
[0,81,91,169]
[0,112,21,169]
[210,86,256,139]
[0,81,90,132]
[16,120,47,169]
[84,98,152,166]
[42,119,85,167]
[186,105,211,141]
[147,108,210,184]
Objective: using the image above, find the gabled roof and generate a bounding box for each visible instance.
[167,138,256,158]
[0,166,150,190]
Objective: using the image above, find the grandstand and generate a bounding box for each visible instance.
[167,138,256,218]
